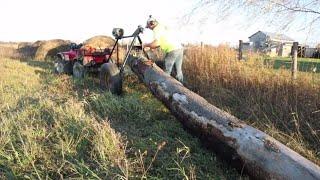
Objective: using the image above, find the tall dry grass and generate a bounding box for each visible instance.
[183,44,320,164]
[0,42,38,60]
[0,46,20,59]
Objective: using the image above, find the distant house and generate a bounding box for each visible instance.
[248,31,295,57]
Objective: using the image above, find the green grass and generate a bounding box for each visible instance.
[273,56,320,62]
[265,56,320,73]
[0,58,244,179]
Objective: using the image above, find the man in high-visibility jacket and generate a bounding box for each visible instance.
[143,16,184,83]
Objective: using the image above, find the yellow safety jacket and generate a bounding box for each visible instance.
[153,23,181,53]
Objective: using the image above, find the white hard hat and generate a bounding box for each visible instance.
[146,15,157,28]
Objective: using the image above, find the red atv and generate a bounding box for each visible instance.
[54,43,111,78]
[55,26,147,95]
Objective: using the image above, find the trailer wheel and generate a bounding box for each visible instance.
[54,56,73,75]
[64,61,73,74]
[100,62,122,95]
[73,61,85,78]
[54,58,65,74]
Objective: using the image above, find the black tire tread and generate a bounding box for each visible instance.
[99,63,122,95]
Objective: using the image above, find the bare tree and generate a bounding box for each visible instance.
[183,0,320,32]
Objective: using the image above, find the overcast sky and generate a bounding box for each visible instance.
[0,0,319,46]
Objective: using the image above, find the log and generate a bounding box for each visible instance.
[128,55,320,180]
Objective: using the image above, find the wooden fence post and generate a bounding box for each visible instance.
[292,42,298,80]
[238,40,243,61]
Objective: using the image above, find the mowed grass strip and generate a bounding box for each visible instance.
[265,56,320,73]
[0,58,243,179]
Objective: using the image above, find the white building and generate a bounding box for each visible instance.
[248,31,295,57]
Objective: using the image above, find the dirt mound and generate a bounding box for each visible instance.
[17,42,33,49]
[33,40,44,47]
[16,36,115,60]
[34,39,71,60]
[17,42,39,59]
[17,40,70,60]
[84,35,115,49]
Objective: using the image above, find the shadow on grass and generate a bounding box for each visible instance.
[19,59,53,70]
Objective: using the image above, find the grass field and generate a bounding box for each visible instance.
[0,57,244,179]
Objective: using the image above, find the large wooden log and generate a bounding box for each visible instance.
[128,56,320,180]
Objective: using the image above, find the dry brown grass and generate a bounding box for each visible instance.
[0,42,19,49]
[183,44,320,164]
[0,42,20,59]
[0,46,20,59]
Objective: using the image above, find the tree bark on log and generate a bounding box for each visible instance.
[128,56,320,180]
